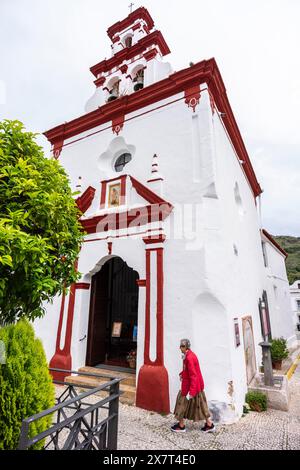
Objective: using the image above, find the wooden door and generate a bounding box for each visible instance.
[86,263,109,366]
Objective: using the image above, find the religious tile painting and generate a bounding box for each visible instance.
[108,182,121,207]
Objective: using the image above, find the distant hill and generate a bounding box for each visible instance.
[273,236,300,285]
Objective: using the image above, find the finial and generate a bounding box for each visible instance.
[147,153,163,182]
[76,176,82,190]
[128,2,134,13]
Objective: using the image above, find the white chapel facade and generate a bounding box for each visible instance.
[34,7,297,422]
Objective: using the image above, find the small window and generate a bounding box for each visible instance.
[296,300,300,310]
[114,153,132,172]
[298,283,300,290]
[261,241,268,267]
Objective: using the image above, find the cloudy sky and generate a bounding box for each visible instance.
[0,0,299,236]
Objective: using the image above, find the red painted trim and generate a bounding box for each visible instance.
[94,76,106,87]
[143,25,150,35]
[75,282,90,290]
[100,180,107,209]
[136,245,170,413]
[132,22,141,31]
[102,175,128,184]
[112,113,125,135]
[136,364,170,413]
[143,49,158,61]
[76,186,96,214]
[143,234,166,244]
[90,30,170,77]
[120,64,128,74]
[120,174,126,205]
[112,35,121,44]
[144,249,151,364]
[81,203,173,234]
[107,7,155,40]
[53,291,66,354]
[130,176,169,205]
[107,241,112,254]
[147,177,163,183]
[261,229,288,258]
[44,59,262,197]
[136,279,146,287]
[184,85,201,112]
[63,282,76,356]
[156,247,164,365]
[143,247,165,365]
[49,261,78,381]
[100,175,127,209]
[53,138,64,159]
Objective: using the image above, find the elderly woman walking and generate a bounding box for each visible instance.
[171,338,215,433]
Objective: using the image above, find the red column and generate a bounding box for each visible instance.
[136,238,170,413]
[49,284,75,382]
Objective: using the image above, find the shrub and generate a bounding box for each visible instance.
[245,391,267,412]
[0,320,55,449]
[270,337,289,362]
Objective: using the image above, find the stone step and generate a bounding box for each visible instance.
[64,372,136,405]
[78,366,136,387]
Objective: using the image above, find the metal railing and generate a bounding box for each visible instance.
[18,368,122,450]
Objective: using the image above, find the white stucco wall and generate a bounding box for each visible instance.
[290,280,300,335]
[261,237,297,346]
[34,78,295,423]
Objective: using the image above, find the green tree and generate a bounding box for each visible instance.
[0,120,83,324]
[0,320,55,449]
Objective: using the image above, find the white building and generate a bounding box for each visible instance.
[290,280,300,337]
[34,7,297,422]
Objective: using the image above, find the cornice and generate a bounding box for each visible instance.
[90,30,170,77]
[44,58,262,197]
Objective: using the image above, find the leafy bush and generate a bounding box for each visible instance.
[245,391,267,412]
[0,320,55,449]
[270,337,289,362]
[0,119,83,324]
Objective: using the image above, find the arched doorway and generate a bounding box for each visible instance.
[86,257,139,369]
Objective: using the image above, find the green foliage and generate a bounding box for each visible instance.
[270,337,289,362]
[0,320,55,449]
[0,119,84,324]
[245,391,267,412]
[273,235,300,285]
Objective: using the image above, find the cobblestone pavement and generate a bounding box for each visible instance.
[117,364,300,450]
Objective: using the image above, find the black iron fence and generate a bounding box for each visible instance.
[18,368,122,450]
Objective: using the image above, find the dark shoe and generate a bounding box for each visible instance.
[201,423,215,433]
[171,423,186,433]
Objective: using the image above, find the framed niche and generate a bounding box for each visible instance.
[100,175,127,210]
[233,317,241,347]
[108,182,121,208]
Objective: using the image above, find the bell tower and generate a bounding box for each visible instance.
[85,7,172,112]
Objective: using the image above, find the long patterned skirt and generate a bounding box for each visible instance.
[174,390,211,422]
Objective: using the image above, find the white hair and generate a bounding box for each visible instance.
[180,338,191,349]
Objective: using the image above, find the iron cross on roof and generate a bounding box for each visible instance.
[128,2,134,13]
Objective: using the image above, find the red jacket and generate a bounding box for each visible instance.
[180,349,204,397]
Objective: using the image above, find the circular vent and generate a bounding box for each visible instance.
[114,153,132,172]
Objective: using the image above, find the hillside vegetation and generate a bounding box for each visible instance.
[274,236,300,285]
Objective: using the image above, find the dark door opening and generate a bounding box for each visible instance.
[86,257,139,369]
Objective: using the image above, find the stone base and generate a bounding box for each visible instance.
[248,374,290,411]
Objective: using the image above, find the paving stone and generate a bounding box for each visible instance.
[52,362,300,450]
